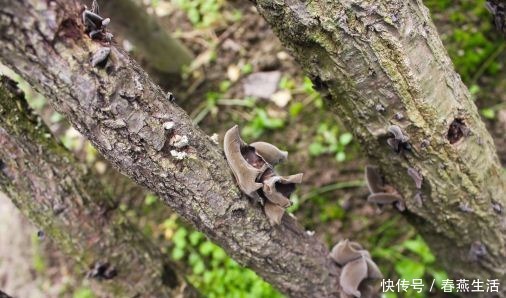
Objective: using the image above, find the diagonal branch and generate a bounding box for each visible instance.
[0,76,198,297]
[99,0,194,75]
[0,1,341,296]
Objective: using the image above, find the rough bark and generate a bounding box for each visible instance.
[0,76,198,297]
[0,1,341,297]
[252,0,506,293]
[486,0,506,35]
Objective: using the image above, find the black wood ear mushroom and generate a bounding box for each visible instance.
[223,125,267,201]
[364,165,405,212]
[387,125,411,153]
[250,141,288,165]
[329,239,382,298]
[223,125,303,225]
[82,0,113,41]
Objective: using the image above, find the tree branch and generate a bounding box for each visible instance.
[0,76,198,297]
[98,0,194,75]
[252,0,506,293]
[486,0,506,36]
[0,1,341,296]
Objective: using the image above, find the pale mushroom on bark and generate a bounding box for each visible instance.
[340,256,368,297]
[407,167,423,189]
[329,239,382,298]
[364,165,384,194]
[330,239,363,265]
[364,165,405,212]
[261,173,303,225]
[262,173,303,208]
[82,0,113,41]
[263,202,286,226]
[386,125,411,153]
[223,125,267,200]
[250,141,288,165]
[223,125,303,225]
[367,193,404,205]
[387,125,408,143]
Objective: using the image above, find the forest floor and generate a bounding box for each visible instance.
[1,0,505,297]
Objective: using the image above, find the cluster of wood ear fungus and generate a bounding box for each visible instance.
[365,165,405,211]
[330,240,382,298]
[223,125,303,225]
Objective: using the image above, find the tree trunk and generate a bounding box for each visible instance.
[0,1,341,297]
[98,0,194,79]
[253,0,506,293]
[486,0,506,36]
[0,76,198,297]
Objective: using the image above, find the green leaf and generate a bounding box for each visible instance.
[189,231,204,246]
[189,252,201,265]
[302,76,316,94]
[469,84,480,95]
[278,76,295,90]
[287,193,300,212]
[203,271,213,284]
[219,80,231,92]
[371,247,397,262]
[187,8,201,25]
[144,194,157,206]
[73,287,95,298]
[481,108,496,119]
[335,151,346,162]
[256,109,284,129]
[339,133,353,146]
[402,236,435,264]
[241,63,253,74]
[317,123,329,134]
[266,118,284,128]
[171,247,185,260]
[173,228,188,248]
[212,247,227,262]
[308,142,325,156]
[193,260,206,274]
[429,269,449,289]
[199,241,215,256]
[395,258,425,280]
[289,102,304,117]
[324,205,345,221]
